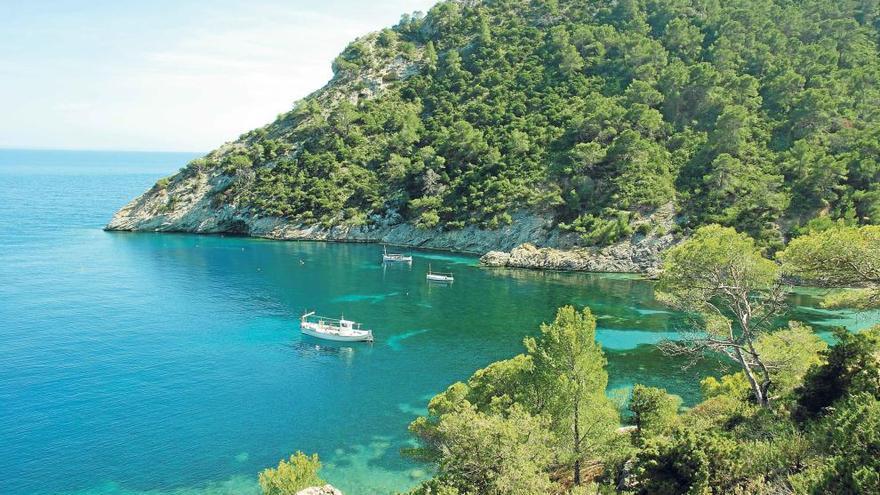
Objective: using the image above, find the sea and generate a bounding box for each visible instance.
[1,149,877,494]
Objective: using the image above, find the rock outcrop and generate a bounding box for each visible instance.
[480,234,675,274]
[296,485,342,495]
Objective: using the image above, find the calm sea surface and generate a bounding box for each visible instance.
[1,149,877,495]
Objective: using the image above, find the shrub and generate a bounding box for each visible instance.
[629,385,682,444]
[794,327,880,422]
[809,393,880,494]
[631,429,742,495]
[560,210,634,246]
[258,452,324,495]
[417,210,440,229]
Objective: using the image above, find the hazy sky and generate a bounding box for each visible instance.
[1,0,437,152]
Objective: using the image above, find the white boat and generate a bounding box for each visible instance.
[427,264,454,282]
[300,311,374,342]
[382,245,412,263]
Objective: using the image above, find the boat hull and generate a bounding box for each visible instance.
[383,256,412,263]
[300,322,374,342]
[301,328,373,342]
[427,275,454,282]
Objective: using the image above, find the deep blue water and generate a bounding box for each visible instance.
[1,149,877,495]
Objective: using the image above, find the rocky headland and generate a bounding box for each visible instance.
[105,9,681,274]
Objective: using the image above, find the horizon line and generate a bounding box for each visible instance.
[0,145,207,154]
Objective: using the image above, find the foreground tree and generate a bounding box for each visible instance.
[753,322,827,400]
[258,452,324,495]
[409,306,620,491]
[428,404,556,495]
[657,225,787,407]
[628,385,681,444]
[525,306,621,485]
[780,224,880,309]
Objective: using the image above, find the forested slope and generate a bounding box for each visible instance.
[111,0,880,250]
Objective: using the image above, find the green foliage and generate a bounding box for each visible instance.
[659,225,780,300]
[222,154,253,176]
[560,210,634,246]
[629,385,681,443]
[525,306,621,483]
[428,404,556,495]
[809,393,880,494]
[754,322,828,400]
[700,373,751,402]
[794,327,880,421]
[405,297,880,494]
[404,479,460,495]
[332,40,371,74]
[631,429,743,495]
[409,306,622,490]
[658,225,785,406]
[185,158,209,175]
[154,177,170,190]
[780,224,880,309]
[258,452,324,495]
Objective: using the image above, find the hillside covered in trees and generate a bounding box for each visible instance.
[113,0,880,250]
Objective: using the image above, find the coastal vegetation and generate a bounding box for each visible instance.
[158,0,879,250]
[213,0,880,491]
[258,452,325,495]
[259,223,879,494]
[394,224,880,494]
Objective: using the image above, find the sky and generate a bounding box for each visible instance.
[0,0,437,152]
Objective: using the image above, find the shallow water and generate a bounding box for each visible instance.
[1,149,877,495]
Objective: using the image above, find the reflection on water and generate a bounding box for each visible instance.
[287,340,360,365]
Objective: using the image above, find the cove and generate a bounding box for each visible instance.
[1,152,877,495]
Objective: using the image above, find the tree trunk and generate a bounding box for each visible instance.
[734,347,768,407]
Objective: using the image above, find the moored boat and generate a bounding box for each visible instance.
[427,264,454,282]
[382,245,412,263]
[300,311,374,342]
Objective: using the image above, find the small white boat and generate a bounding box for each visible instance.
[300,311,374,342]
[382,245,412,263]
[427,264,454,282]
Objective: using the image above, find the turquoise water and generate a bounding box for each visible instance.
[1,150,877,495]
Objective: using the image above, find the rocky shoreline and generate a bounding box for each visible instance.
[105,153,678,274]
[479,236,675,275]
[107,195,674,275]
[105,167,678,274]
